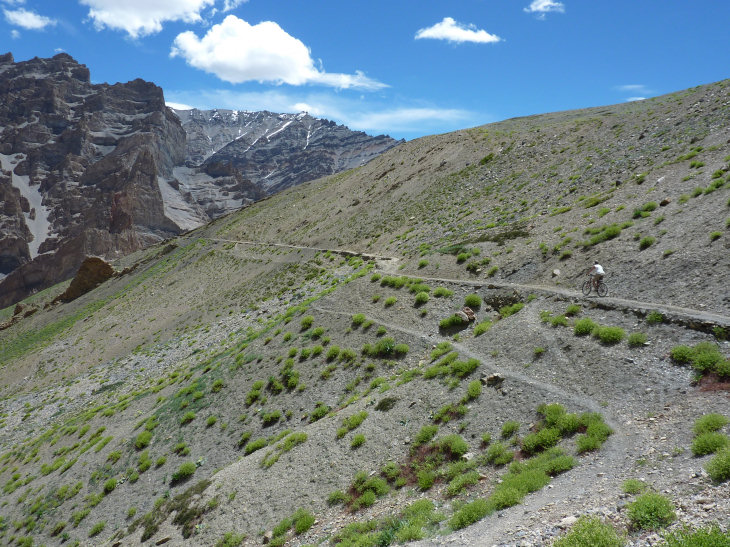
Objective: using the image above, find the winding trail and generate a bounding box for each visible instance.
[308,300,634,547]
[211,237,730,330]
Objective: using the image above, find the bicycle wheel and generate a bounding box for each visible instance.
[597,282,608,297]
[581,280,592,296]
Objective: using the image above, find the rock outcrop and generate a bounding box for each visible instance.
[53,256,115,303]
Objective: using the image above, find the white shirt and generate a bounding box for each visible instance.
[592,264,605,275]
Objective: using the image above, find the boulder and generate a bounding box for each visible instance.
[54,256,115,303]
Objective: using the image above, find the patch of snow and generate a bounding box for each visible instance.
[0,153,52,258]
[266,120,294,141]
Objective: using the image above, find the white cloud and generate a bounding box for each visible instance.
[626,97,646,102]
[3,7,56,29]
[164,88,474,137]
[524,0,565,18]
[10,28,19,38]
[222,0,246,11]
[170,15,386,90]
[79,0,214,38]
[166,101,195,110]
[415,17,501,44]
[0,0,26,5]
[616,84,650,94]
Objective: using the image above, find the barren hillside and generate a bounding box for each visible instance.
[0,80,728,547]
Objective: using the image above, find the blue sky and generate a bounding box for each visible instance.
[2,1,729,141]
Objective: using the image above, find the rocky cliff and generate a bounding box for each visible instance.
[0,52,191,307]
[0,54,398,308]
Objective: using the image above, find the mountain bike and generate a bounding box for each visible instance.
[581,276,608,297]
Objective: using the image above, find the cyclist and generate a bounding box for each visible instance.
[587,261,605,289]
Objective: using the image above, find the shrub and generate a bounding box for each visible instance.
[310,403,330,423]
[473,320,492,336]
[499,302,524,318]
[439,314,467,330]
[418,259,428,268]
[465,380,482,400]
[327,490,348,505]
[89,521,106,537]
[710,231,722,242]
[414,292,429,306]
[135,431,152,450]
[692,342,724,372]
[216,532,246,547]
[628,332,647,347]
[262,410,281,426]
[691,432,729,456]
[300,315,314,330]
[433,287,454,298]
[627,492,675,530]
[552,516,624,547]
[449,499,490,530]
[550,315,569,327]
[446,470,480,497]
[384,296,397,307]
[103,478,117,494]
[171,462,197,483]
[291,508,315,535]
[351,434,366,449]
[704,448,730,482]
[693,414,729,435]
[439,434,469,458]
[573,318,598,336]
[639,236,655,250]
[417,470,435,490]
[565,304,581,316]
[326,345,340,361]
[211,379,224,392]
[663,525,730,546]
[181,411,196,425]
[413,425,439,447]
[486,442,514,465]
[501,420,520,439]
[244,438,267,455]
[670,345,694,364]
[522,427,561,455]
[594,326,625,345]
[622,479,646,494]
[351,313,366,326]
[464,293,482,309]
[646,311,663,324]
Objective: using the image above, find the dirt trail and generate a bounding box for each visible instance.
[210,236,729,330]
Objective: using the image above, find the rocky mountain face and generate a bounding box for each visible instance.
[172,108,402,195]
[0,54,399,308]
[0,52,188,307]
